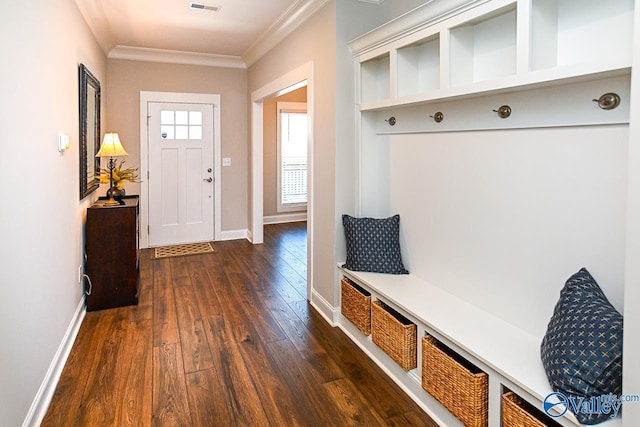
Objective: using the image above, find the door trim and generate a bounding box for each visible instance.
[250,62,314,301]
[139,91,222,249]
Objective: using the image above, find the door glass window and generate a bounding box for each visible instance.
[160,110,203,140]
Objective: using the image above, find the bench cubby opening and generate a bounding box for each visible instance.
[371,299,417,371]
[502,388,563,427]
[422,334,488,427]
[340,277,372,335]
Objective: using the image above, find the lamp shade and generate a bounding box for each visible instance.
[96,132,128,158]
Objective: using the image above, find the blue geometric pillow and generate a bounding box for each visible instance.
[342,214,409,275]
[540,268,623,424]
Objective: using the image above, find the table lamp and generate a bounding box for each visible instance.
[96,132,128,205]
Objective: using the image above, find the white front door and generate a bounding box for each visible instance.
[148,102,214,246]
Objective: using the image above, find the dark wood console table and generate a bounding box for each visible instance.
[85,196,140,311]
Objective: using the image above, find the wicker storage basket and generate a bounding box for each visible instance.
[371,300,417,370]
[503,391,561,427]
[340,278,371,335]
[422,335,488,427]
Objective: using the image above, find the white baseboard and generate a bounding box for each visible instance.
[308,290,448,424]
[263,213,307,225]
[221,215,306,244]
[310,278,450,425]
[23,297,86,427]
[310,289,339,326]
[219,229,248,241]
[335,317,450,426]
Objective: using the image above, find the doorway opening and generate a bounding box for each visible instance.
[264,93,308,222]
[251,62,314,301]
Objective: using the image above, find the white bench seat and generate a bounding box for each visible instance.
[339,266,622,427]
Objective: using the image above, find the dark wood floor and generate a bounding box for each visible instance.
[42,222,437,426]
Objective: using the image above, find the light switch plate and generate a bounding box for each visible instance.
[222,157,231,167]
[58,133,70,152]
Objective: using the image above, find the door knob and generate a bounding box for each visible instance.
[204,177,213,182]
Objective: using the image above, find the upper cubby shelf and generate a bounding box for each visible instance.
[530,0,633,72]
[351,0,634,111]
[449,4,517,87]
[361,53,390,104]
[397,35,440,97]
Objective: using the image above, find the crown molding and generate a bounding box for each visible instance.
[242,0,330,67]
[349,0,486,56]
[108,45,247,69]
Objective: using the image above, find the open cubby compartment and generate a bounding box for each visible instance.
[371,299,417,371]
[502,387,563,427]
[530,0,634,71]
[449,3,517,87]
[422,334,489,427]
[340,277,372,335]
[360,53,391,104]
[396,34,440,98]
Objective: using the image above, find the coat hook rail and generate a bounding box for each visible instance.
[429,112,444,123]
[493,105,512,119]
[593,93,620,110]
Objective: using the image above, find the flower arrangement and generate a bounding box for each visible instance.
[98,159,140,189]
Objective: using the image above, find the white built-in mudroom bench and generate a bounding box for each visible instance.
[339,267,613,427]
[337,0,634,426]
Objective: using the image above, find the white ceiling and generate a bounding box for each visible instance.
[75,0,330,66]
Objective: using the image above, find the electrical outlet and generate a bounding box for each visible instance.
[78,265,83,284]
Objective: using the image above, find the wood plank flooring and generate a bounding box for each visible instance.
[42,222,437,426]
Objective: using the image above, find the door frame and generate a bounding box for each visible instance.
[139,91,222,249]
[250,62,314,300]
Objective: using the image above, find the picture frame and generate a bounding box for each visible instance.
[79,63,101,200]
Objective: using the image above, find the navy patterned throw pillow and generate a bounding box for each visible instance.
[342,214,409,275]
[540,268,623,425]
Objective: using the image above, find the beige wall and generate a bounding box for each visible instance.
[263,86,308,217]
[0,1,106,425]
[249,2,336,307]
[0,2,453,423]
[106,59,249,232]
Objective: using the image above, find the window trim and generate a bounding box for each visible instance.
[276,101,308,213]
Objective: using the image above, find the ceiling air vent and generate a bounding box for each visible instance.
[189,2,220,12]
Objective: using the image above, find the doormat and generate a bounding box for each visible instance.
[152,242,216,259]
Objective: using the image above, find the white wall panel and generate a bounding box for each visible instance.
[387,125,628,337]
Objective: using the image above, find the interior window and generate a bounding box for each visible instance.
[277,102,308,212]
